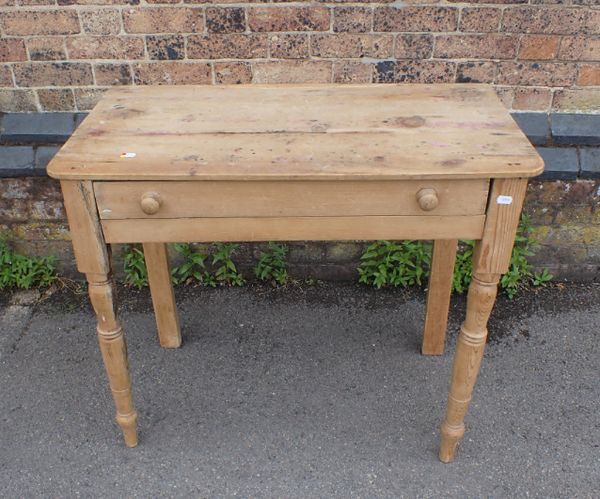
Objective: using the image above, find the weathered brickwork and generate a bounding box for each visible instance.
[1,177,598,282]
[0,2,599,112]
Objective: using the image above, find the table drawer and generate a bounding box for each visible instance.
[94,180,489,220]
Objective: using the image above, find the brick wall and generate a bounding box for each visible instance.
[0,2,599,113]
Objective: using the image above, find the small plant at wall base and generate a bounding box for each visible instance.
[122,244,148,289]
[171,243,216,287]
[358,240,432,289]
[498,214,553,298]
[212,243,245,286]
[255,242,288,286]
[0,241,57,289]
[357,215,552,298]
[123,243,246,288]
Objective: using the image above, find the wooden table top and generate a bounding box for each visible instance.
[47,84,543,181]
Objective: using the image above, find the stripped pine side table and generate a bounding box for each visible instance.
[47,84,543,462]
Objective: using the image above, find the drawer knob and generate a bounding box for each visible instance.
[416,188,439,211]
[140,192,162,215]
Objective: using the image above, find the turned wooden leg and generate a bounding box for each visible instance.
[438,177,528,463]
[439,272,498,462]
[422,239,457,355]
[61,180,139,447]
[87,272,138,447]
[143,243,181,348]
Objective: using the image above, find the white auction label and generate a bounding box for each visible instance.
[120,152,136,158]
[496,195,513,205]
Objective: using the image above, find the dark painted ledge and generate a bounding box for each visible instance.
[0,111,599,180]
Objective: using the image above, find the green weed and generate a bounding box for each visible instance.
[358,215,552,298]
[212,243,245,286]
[0,241,57,289]
[122,244,148,289]
[255,242,288,285]
[171,243,216,287]
[358,240,432,289]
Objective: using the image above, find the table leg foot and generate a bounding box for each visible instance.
[439,422,464,463]
[116,412,139,448]
[438,273,498,463]
[88,273,139,448]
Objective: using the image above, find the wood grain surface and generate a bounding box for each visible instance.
[47,84,543,181]
[94,179,489,219]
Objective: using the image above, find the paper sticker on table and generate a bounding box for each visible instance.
[120,152,136,158]
[496,195,513,205]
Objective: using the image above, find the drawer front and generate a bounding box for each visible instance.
[94,180,489,220]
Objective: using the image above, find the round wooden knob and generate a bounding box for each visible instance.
[416,188,439,211]
[140,192,162,215]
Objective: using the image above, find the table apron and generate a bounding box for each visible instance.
[100,215,486,243]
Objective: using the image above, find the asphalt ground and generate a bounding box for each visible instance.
[1,282,599,498]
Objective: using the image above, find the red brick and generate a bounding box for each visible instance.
[578,64,600,86]
[311,34,392,59]
[459,8,501,32]
[395,34,433,59]
[184,0,266,2]
[74,88,106,111]
[94,63,133,85]
[13,62,93,86]
[182,0,265,2]
[248,7,330,32]
[333,7,372,33]
[374,60,456,83]
[0,89,37,111]
[512,87,552,111]
[0,39,27,62]
[587,10,600,34]
[147,35,185,60]
[66,36,144,60]
[252,61,332,84]
[206,7,246,33]
[316,0,394,2]
[434,35,518,59]
[80,9,122,35]
[214,61,252,84]
[133,62,212,84]
[1,10,80,35]
[0,65,13,86]
[518,35,560,60]
[496,62,576,86]
[494,86,514,109]
[559,37,600,62]
[456,61,496,83]
[502,7,587,35]
[59,0,139,3]
[332,61,373,83]
[123,7,204,34]
[269,34,309,59]
[26,37,67,61]
[373,7,458,32]
[187,34,268,59]
[448,0,525,3]
[37,89,75,111]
